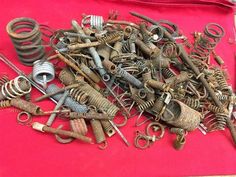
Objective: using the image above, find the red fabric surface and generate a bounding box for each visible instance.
[0,1,235,177]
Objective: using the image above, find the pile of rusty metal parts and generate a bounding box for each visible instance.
[1,11,236,150]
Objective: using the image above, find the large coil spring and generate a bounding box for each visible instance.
[162,68,175,79]
[0,76,31,100]
[0,100,11,108]
[183,98,201,110]
[6,17,45,66]
[191,23,224,61]
[0,74,9,86]
[214,68,228,91]
[69,88,89,105]
[138,100,155,112]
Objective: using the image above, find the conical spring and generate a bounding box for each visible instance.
[0,76,32,100]
[6,17,45,66]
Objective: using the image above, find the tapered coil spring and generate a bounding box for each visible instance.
[0,100,11,108]
[0,76,32,100]
[162,68,175,79]
[137,100,155,112]
[183,98,201,110]
[214,68,228,91]
[0,75,9,86]
[6,17,45,66]
[69,88,89,105]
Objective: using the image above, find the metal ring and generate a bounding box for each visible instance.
[205,23,225,38]
[134,131,150,149]
[146,122,165,140]
[17,111,32,125]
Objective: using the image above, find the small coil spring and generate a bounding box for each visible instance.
[161,42,180,58]
[70,119,88,136]
[0,76,32,100]
[162,68,175,79]
[33,60,55,89]
[90,119,106,144]
[207,104,224,113]
[82,15,104,30]
[117,67,143,88]
[101,120,116,137]
[214,113,227,130]
[122,40,131,53]
[214,68,228,91]
[6,17,45,66]
[0,100,11,108]
[204,113,227,132]
[98,32,121,45]
[138,100,155,112]
[69,88,89,105]
[216,94,229,101]
[183,98,201,109]
[0,75,9,86]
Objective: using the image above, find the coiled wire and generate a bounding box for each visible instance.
[0,74,9,86]
[6,17,45,66]
[214,68,228,91]
[69,88,89,105]
[82,15,104,30]
[183,98,201,110]
[0,100,11,108]
[137,100,155,112]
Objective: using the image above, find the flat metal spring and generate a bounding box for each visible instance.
[6,17,45,66]
[138,100,155,112]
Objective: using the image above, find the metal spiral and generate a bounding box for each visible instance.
[216,94,229,101]
[138,100,155,112]
[191,23,224,61]
[0,74,9,86]
[82,15,104,30]
[183,98,201,109]
[207,104,224,113]
[117,67,143,88]
[204,113,227,132]
[162,68,175,79]
[6,17,45,66]
[0,100,11,108]
[69,88,89,105]
[70,118,88,136]
[32,60,55,88]
[98,32,121,45]
[214,68,228,91]
[0,76,32,100]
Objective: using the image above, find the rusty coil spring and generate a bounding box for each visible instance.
[214,68,228,91]
[70,118,88,136]
[0,75,9,86]
[0,100,11,108]
[138,100,155,112]
[191,23,224,61]
[183,98,201,109]
[207,104,224,113]
[0,76,32,100]
[216,94,229,101]
[161,68,175,79]
[69,88,89,105]
[161,42,180,58]
[204,113,227,132]
[6,17,45,66]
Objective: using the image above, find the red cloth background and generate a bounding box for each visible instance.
[0,1,235,177]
